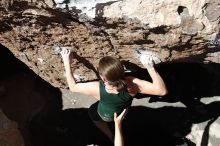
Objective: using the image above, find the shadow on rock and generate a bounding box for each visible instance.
[0,44,63,146]
[0,1,83,33]
[29,101,220,146]
[124,101,220,146]
[30,108,113,146]
[124,61,220,106]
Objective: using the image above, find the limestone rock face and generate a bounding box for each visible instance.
[0,0,219,89]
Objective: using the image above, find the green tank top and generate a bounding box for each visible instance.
[97,80,133,121]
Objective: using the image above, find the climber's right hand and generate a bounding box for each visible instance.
[140,55,155,70]
[60,48,71,65]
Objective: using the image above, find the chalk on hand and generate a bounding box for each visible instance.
[140,54,154,68]
[54,45,73,54]
[135,49,161,65]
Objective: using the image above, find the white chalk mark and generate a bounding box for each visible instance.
[135,49,162,64]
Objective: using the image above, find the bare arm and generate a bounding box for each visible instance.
[132,55,167,96]
[114,109,127,146]
[61,49,100,99]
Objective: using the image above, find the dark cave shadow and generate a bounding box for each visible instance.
[29,108,113,146]
[123,61,220,146]
[156,62,220,108]
[0,44,63,146]
[123,101,220,146]
[123,61,220,105]
[29,101,220,146]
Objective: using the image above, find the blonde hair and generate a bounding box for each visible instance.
[98,56,125,91]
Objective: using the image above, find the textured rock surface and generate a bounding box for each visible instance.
[0,1,220,146]
[0,0,220,89]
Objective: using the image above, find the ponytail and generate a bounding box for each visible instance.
[108,79,126,92]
